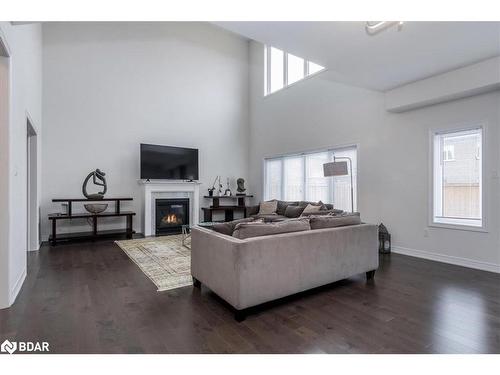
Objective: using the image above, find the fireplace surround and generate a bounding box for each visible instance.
[155,198,189,235]
[139,180,201,237]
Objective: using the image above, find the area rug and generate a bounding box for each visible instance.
[115,235,192,291]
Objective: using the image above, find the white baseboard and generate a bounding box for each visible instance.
[392,245,500,274]
[9,267,27,305]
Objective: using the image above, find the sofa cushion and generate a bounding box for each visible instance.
[284,205,306,218]
[301,208,342,217]
[301,203,322,216]
[309,213,361,230]
[276,200,298,215]
[259,200,278,215]
[232,218,311,239]
[246,205,260,216]
[212,217,255,236]
[250,214,288,222]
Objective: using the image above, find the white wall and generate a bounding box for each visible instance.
[0,22,43,309]
[41,22,249,238]
[249,41,500,272]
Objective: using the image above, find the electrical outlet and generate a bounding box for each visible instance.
[423,229,429,238]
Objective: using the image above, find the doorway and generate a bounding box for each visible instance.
[27,117,39,251]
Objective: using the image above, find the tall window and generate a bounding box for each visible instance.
[264,146,357,212]
[264,45,325,96]
[432,127,483,228]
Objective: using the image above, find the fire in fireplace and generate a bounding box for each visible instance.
[155,198,189,235]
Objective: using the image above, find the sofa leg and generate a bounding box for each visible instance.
[366,270,376,281]
[192,277,201,288]
[234,310,246,322]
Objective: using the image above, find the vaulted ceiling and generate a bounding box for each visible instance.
[214,21,500,91]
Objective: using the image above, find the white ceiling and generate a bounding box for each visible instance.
[214,21,500,91]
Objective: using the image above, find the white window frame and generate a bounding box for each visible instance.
[262,145,358,211]
[264,45,326,96]
[429,125,487,232]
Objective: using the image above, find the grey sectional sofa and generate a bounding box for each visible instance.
[191,222,379,321]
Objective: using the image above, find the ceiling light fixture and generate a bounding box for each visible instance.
[365,21,404,36]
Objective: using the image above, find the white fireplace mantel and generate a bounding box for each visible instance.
[138,180,201,236]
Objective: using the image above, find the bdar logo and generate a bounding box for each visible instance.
[1,340,17,354]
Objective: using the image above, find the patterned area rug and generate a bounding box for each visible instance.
[115,235,192,291]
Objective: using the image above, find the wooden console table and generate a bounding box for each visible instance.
[202,195,253,222]
[48,198,135,245]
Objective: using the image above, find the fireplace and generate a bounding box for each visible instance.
[155,198,190,235]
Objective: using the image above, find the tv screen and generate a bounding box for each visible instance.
[140,144,199,180]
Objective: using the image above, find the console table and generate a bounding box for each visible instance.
[202,195,253,222]
[48,198,135,245]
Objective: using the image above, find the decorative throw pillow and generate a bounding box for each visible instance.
[284,205,306,218]
[258,200,278,215]
[299,200,327,210]
[276,200,297,215]
[301,203,322,216]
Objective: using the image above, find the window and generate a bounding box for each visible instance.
[264,146,357,212]
[432,127,483,228]
[287,53,305,85]
[308,61,324,75]
[264,158,282,201]
[264,45,325,96]
[269,47,284,93]
[443,145,455,161]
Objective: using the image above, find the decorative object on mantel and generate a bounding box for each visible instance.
[82,168,107,199]
[224,178,232,196]
[378,223,391,254]
[236,178,246,195]
[217,176,223,196]
[84,203,108,214]
[208,176,218,197]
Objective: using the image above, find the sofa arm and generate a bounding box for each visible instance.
[191,226,244,308]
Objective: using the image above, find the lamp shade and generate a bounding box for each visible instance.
[323,161,348,177]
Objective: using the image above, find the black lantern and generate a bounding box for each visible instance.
[378,223,391,254]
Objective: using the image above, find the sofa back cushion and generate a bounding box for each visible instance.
[232,218,311,239]
[309,213,361,230]
[212,217,256,236]
[259,200,278,215]
[284,205,306,218]
[276,200,298,215]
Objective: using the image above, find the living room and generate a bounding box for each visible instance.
[1,0,499,371]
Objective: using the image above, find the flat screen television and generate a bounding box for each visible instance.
[140,144,199,180]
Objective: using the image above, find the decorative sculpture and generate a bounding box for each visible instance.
[236,178,246,195]
[82,169,107,200]
[208,176,218,196]
[217,176,223,196]
[224,178,232,196]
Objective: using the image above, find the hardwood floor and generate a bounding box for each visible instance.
[1,239,499,353]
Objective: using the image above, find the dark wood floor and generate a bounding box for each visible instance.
[1,239,499,354]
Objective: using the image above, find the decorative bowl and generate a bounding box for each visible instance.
[84,203,108,214]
